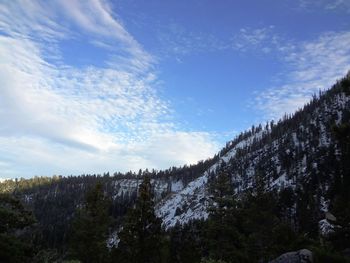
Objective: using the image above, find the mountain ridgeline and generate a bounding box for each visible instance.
[1,73,350,262]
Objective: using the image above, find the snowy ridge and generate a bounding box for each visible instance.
[221,130,264,163]
[157,89,350,230]
[156,132,264,229]
[156,174,209,229]
[112,178,179,201]
[319,219,335,236]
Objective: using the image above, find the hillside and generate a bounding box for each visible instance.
[1,73,350,259]
[158,73,350,230]
[0,160,217,248]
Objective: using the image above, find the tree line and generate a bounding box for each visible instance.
[2,169,349,263]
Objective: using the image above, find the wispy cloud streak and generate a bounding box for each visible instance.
[0,0,220,178]
[297,0,350,12]
[231,26,294,55]
[254,31,350,120]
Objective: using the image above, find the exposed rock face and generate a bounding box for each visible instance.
[325,211,337,222]
[269,249,313,263]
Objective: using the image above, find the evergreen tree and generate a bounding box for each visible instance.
[117,176,163,263]
[239,183,297,262]
[0,193,36,263]
[205,169,247,262]
[329,122,350,250]
[68,183,111,263]
[169,221,203,263]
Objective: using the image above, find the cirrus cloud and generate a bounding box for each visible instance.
[254,31,350,120]
[0,0,220,178]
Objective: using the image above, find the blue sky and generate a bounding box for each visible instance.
[0,0,350,179]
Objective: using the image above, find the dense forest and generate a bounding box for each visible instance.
[1,73,350,262]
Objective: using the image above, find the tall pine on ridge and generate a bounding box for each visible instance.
[205,169,247,262]
[117,176,163,263]
[68,182,111,263]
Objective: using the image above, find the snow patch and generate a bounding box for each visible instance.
[171,180,184,192]
[319,219,335,236]
[156,173,209,229]
[156,131,264,229]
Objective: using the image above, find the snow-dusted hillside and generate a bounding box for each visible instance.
[156,131,265,229]
[156,84,350,229]
[112,178,172,200]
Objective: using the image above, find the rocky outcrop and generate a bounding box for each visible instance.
[269,249,313,263]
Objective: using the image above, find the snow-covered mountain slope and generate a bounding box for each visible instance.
[156,174,209,229]
[156,131,265,229]
[156,78,350,229]
[112,178,172,200]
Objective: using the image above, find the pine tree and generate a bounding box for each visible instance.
[329,122,350,250]
[0,193,36,263]
[206,169,247,262]
[169,221,203,263]
[117,176,163,263]
[68,182,111,263]
[239,182,296,262]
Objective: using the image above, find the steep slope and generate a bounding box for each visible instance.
[157,74,350,229]
[156,130,264,228]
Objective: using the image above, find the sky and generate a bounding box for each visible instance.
[0,0,350,179]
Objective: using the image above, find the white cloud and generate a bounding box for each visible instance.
[58,0,154,71]
[0,0,71,65]
[0,1,220,178]
[231,26,294,55]
[0,132,219,178]
[132,132,219,167]
[297,0,350,12]
[155,24,286,60]
[254,31,350,120]
[155,23,224,59]
[59,0,132,44]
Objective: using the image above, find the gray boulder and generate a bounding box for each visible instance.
[269,249,313,263]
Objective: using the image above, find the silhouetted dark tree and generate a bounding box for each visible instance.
[205,169,247,262]
[69,182,111,263]
[0,194,36,263]
[117,176,163,263]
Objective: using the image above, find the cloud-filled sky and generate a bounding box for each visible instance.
[0,0,349,178]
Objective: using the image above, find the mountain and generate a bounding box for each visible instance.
[157,74,350,232]
[1,72,349,252]
[158,73,350,230]
[0,159,218,248]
